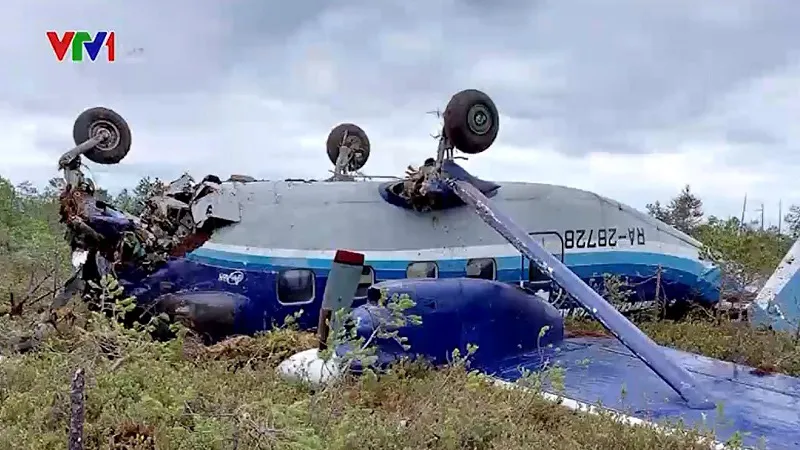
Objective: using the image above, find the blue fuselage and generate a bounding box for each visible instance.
[121,244,718,336]
[108,177,719,335]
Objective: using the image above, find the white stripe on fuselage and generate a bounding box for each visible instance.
[200,241,703,262]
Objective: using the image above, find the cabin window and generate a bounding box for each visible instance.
[466,258,496,280]
[354,266,375,298]
[277,269,315,305]
[407,261,438,278]
[524,231,564,284]
[528,262,551,283]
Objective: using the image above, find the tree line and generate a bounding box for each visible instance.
[645,184,794,290]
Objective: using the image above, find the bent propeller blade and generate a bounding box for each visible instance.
[317,249,366,349]
[445,175,715,410]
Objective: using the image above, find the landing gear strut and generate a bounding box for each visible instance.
[58,107,132,189]
[412,89,501,208]
[326,123,371,181]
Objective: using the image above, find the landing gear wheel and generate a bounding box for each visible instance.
[72,107,132,165]
[326,123,371,172]
[443,89,499,154]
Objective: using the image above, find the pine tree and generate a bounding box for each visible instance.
[668,185,703,234]
[646,185,703,235]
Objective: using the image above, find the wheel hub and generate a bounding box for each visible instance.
[344,135,363,151]
[89,119,120,151]
[344,136,366,168]
[467,104,492,136]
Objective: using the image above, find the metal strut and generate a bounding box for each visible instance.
[446,178,715,410]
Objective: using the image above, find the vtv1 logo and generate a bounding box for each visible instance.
[47,31,115,62]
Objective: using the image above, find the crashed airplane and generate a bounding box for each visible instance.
[57,94,722,336]
[56,89,799,448]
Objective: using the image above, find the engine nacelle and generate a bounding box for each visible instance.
[340,278,564,371]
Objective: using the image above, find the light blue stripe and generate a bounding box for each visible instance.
[187,247,710,278]
[567,252,708,277]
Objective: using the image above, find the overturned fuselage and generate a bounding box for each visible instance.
[55,96,721,338]
[57,170,721,336]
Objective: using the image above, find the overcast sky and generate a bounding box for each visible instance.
[2,0,799,225]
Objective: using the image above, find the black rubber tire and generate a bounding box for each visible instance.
[326,123,370,172]
[443,89,499,154]
[72,107,132,165]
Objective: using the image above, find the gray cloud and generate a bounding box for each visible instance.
[2,0,800,222]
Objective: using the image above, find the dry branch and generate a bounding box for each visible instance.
[68,368,86,450]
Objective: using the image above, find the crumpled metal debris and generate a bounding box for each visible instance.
[401,158,440,211]
[228,174,256,183]
[58,170,238,278]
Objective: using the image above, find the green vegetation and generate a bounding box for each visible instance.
[1,176,799,449]
[647,184,793,292]
[0,314,720,450]
[0,178,70,318]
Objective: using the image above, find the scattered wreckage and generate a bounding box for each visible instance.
[59,170,237,279]
[54,108,253,335]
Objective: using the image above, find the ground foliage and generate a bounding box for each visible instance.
[1,176,798,449]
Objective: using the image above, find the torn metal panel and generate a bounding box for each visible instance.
[190,182,241,227]
[147,195,189,216]
[164,173,194,197]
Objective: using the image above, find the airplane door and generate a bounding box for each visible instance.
[519,231,565,299]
